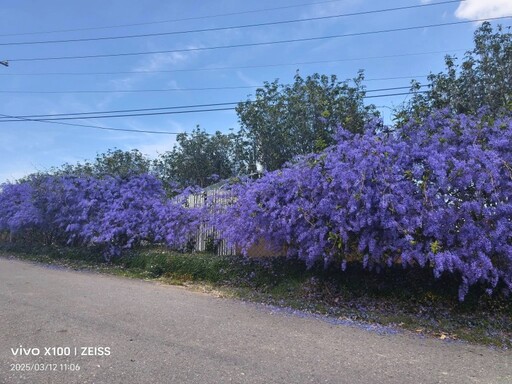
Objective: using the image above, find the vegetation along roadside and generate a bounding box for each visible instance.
[1,22,511,350]
[1,243,510,349]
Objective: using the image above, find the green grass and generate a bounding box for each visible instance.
[1,242,510,348]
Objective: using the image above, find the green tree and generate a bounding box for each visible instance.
[397,22,512,123]
[236,71,378,172]
[56,149,151,179]
[93,149,151,178]
[154,127,237,188]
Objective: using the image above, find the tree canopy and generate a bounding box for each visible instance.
[153,127,237,188]
[236,71,378,172]
[55,148,151,179]
[397,22,512,123]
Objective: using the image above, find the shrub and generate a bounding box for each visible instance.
[0,174,202,260]
[216,111,512,300]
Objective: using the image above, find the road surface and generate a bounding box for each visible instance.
[0,257,510,384]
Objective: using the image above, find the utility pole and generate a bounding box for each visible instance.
[0,61,8,67]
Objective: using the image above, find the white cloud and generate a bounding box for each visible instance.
[236,71,261,87]
[133,51,189,73]
[455,0,512,20]
[302,0,360,18]
[97,48,202,109]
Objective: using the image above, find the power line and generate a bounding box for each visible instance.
[0,102,240,119]
[0,84,427,95]
[365,91,427,99]
[0,0,349,37]
[0,50,465,77]
[0,90,428,123]
[8,16,511,62]
[0,106,236,122]
[365,75,429,81]
[0,113,184,135]
[0,90,428,135]
[0,86,426,119]
[0,1,461,46]
[0,86,256,94]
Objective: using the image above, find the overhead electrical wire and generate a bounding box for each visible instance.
[0,90,428,134]
[8,16,511,63]
[0,106,237,121]
[0,86,256,94]
[365,91,427,99]
[0,1,462,46]
[0,102,241,119]
[0,0,353,37]
[0,104,240,121]
[0,113,185,135]
[365,75,429,81]
[0,84,428,95]
[0,90,428,124]
[0,85,428,120]
[0,49,464,77]
[0,2,474,134]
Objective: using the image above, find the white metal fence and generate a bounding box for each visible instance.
[187,189,236,256]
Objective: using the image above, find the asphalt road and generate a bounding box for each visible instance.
[0,257,510,384]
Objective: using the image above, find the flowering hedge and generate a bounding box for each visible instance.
[0,174,202,260]
[215,111,512,299]
[1,110,511,299]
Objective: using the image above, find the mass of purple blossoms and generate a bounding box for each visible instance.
[1,110,511,299]
[0,174,202,260]
[215,110,512,300]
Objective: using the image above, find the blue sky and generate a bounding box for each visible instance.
[0,0,511,183]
